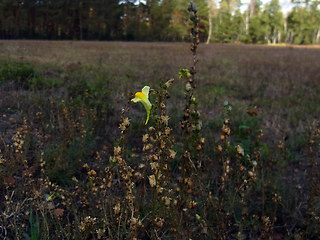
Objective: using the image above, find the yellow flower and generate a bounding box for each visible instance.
[131,86,152,125]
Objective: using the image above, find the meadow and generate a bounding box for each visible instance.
[0,39,319,239]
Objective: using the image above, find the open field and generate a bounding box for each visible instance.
[0,40,320,239]
[1,40,319,139]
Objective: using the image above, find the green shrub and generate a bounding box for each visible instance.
[0,62,35,84]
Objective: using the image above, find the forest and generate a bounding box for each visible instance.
[0,0,319,44]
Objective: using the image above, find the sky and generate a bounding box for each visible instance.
[136,0,311,15]
[240,0,295,14]
[135,0,296,15]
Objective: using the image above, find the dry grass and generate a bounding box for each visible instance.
[1,40,319,139]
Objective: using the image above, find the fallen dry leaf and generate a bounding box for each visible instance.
[54,208,64,216]
[4,176,15,185]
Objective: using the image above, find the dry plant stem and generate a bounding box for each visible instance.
[177,3,204,236]
[110,99,141,238]
[182,3,200,132]
[306,121,320,234]
[215,117,232,238]
[181,2,201,160]
[143,81,177,237]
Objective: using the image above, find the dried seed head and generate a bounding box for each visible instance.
[82,163,89,170]
[150,162,159,173]
[188,200,197,208]
[222,124,231,135]
[114,146,121,155]
[109,156,116,164]
[164,78,174,88]
[161,115,169,125]
[142,134,149,143]
[119,117,130,131]
[236,145,244,156]
[160,140,166,149]
[155,218,164,228]
[183,151,190,159]
[184,109,190,117]
[143,143,152,152]
[139,163,145,169]
[148,175,156,187]
[185,82,192,91]
[196,144,202,151]
[162,196,171,206]
[134,172,142,179]
[122,117,130,126]
[151,154,159,161]
[149,126,155,132]
[157,187,164,194]
[130,217,138,226]
[169,149,176,159]
[88,170,96,176]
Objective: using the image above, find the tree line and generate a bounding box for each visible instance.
[0,0,319,44]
